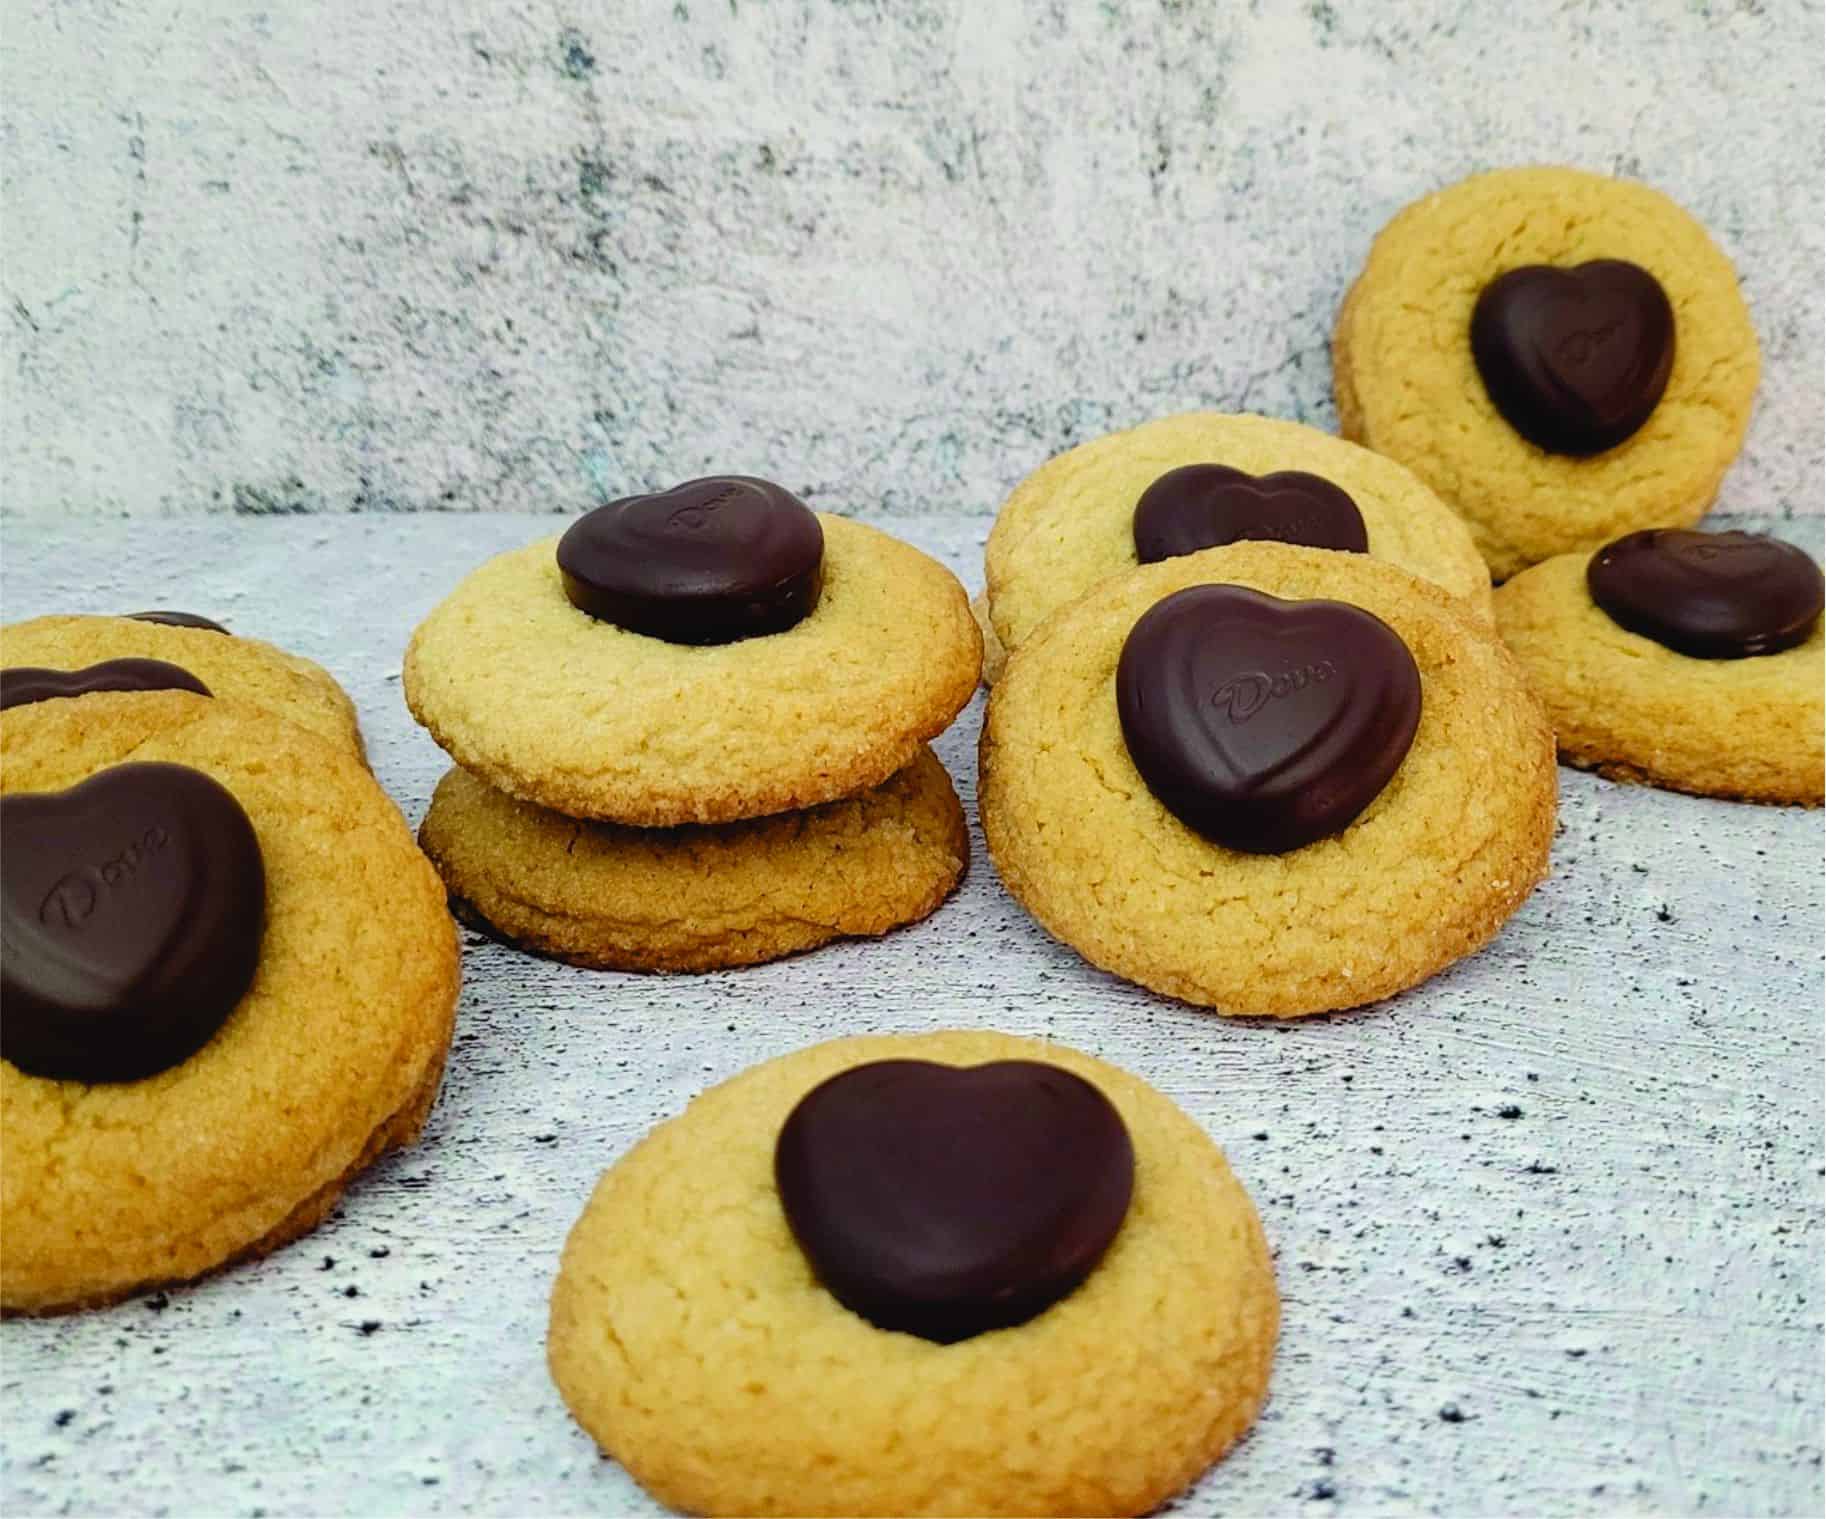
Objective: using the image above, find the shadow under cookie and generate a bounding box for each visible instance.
[419,748,969,972]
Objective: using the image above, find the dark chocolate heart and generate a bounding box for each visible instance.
[0,659,211,712]
[1117,585,1421,854]
[1587,529,1824,659]
[1133,464,1368,563]
[1,762,265,1083]
[127,610,231,634]
[556,476,824,644]
[775,1060,1134,1344]
[1470,259,1675,456]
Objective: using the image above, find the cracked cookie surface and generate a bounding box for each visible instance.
[420,747,968,971]
[1,693,458,1313]
[1334,166,1759,581]
[981,543,1557,1016]
[403,516,981,825]
[984,411,1492,662]
[547,1029,1278,1518]
[1494,549,1824,804]
[3,614,364,758]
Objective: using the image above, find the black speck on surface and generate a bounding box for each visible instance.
[1657,903,1676,923]
[1440,1403,1466,1423]
[342,1286,360,1299]
[369,1247,390,1259]
[319,1257,336,1271]
[358,1320,383,1337]
[559,29,597,78]
[144,1292,169,1313]
[53,1409,75,1428]
[1497,1104,1524,1119]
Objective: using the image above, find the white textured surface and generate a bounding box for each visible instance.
[1,513,1822,1518]
[1,1,1821,521]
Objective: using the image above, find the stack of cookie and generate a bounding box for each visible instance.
[402,476,982,972]
[1,611,459,1314]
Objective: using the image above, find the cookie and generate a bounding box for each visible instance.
[2,613,364,758]
[419,747,968,971]
[403,511,980,825]
[1494,531,1824,804]
[1,692,459,1314]
[1334,166,1760,581]
[983,411,1493,661]
[547,1029,1278,1517]
[980,542,1556,1016]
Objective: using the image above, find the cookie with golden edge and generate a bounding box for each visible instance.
[1494,546,1824,805]
[983,411,1493,665]
[1,692,458,1314]
[1334,166,1760,581]
[981,542,1556,1016]
[2,614,364,758]
[403,516,981,826]
[420,746,968,971]
[548,1029,1278,1518]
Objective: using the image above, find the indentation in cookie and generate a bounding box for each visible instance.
[1,762,265,1082]
[1116,585,1421,854]
[774,1059,1134,1343]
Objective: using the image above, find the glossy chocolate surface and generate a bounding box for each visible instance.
[1133,464,1368,563]
[775,1059,1134,1343]
[1116,584,1422,853]
[1471,259,1675,456]
[556,476,824,644]
[1,763,265,1083]
[1587,529,1824,659]
[126,611,232,634]
[0,659,211,712]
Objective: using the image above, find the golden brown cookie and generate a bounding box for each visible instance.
[1494,544,1824,805]
[2,614,364,758]
[984,411,1493,660]
[981,542,1557,1016]
[1,692,459,1314]
[547,1029,1279,1517]
[1334,166,1760,581]
[420,747,968,971]
[402,516,981,825]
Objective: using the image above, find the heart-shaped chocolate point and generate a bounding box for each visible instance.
[0,659,211,713]
[1117,585,1422,854]
[1471,259,1675,456]
[775,1060,1134,1344]
[1,762,265,1083]
[556,476,824,644]
[1588,529,1825,659]
[127,610,231,634]
[1134,464,1368,564]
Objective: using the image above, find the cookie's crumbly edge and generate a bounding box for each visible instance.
[971,593,1008,687]
[420,750,970,972]
[401,517,983,826]
[981,411,1493,654]
[546,1029,1279,1517]
[1335,165,1760,581]
[0,693,461,1313]
[1,614,366,762]
[1494,552,1824,806]
[981,543,1558,1017]
[1,1035,448,1318]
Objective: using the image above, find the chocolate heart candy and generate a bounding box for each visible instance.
[1471,259,1675,456]
[1117,585,1421,854]
[127,610,231,634]
[1587,529,1825,659]
[1,762,265,1083]
[775,1060,1134,1344]
[1133,464,1368,563]
[557,476,824,644]
[0,659,211,712]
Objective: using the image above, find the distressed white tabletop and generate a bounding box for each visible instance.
[1,514,1821,1519]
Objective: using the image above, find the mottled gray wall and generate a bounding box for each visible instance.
[3,0,1821,519]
